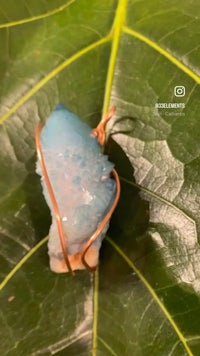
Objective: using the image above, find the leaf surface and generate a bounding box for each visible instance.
[0,0,200,355]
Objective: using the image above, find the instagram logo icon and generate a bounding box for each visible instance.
[174,86,185,97]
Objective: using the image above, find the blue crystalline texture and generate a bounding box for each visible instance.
[37,104,116,257]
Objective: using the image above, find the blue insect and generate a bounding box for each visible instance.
[36,104,120,274]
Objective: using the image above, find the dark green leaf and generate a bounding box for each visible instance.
[0,0,200,355]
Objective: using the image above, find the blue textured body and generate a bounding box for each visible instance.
[37,104,116,271]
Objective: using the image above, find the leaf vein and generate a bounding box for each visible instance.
[120,176,197,230]
[123,26,200,83]
[0,35,111,125]
[0,236,48,291]
[106,236,193,356]
[0,0,76,29]
[92,269,99,356]
[98,336,118,356]
[102,0,128,115]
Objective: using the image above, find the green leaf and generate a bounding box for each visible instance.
[0,0,200,355]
